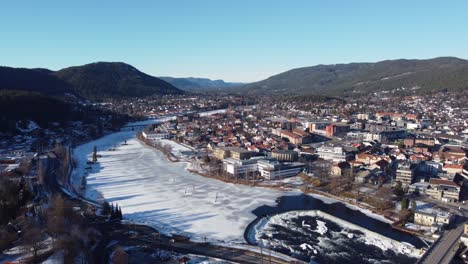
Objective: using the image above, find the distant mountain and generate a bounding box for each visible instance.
[0,62,183,101]
[55,62,183,100]
[234,57,468,96]
[160,77,243,91]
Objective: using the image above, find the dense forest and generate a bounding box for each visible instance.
[0,90,129,134]
[0,62,183,101]
[234,57,468,96]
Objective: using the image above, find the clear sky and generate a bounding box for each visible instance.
[1,0,467,82]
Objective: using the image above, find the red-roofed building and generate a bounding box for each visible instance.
[444,164,463,175]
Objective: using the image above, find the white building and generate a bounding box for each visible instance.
[223,158,258,177]
[257,159,305,180]
[142,125,170,142]
[222,158,305,180]
[316,146,349,162]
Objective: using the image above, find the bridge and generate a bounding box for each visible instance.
[416,199,468,264]
[120,124,150,131]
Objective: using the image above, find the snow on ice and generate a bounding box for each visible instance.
[71,130,292,242]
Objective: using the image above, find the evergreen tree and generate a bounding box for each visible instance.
[117,206,123,219]
[401,197,409,211]
[92,145,98,163]
[110,203,115,218]
[410,200,417,211]
[80,176,87,189]
[393,181,404,197]
[114,203,119,219]
[102,201,111,216]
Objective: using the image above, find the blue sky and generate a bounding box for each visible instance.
[1,0,467,82]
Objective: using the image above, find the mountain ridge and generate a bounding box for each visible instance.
[232,57,468,96]
[160,76,243,91]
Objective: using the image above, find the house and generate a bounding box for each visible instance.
[371,159,390,173]
[355,153,380,165]
[425,178,461,202]
[443,164,463,175]
[280,130,303,145]
[355,169,372,183]
[439,145,467,162]
[331,162,351,176]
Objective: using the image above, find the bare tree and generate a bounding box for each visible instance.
[23,220,45,261]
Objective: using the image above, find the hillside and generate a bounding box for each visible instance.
[55,62,183,100]
[0,90,75,133]
[0,67,73,95]
[234,57,468,96]
[160,77,243,91]
[0,62,183,101]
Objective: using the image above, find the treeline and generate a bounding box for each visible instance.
[0,90,130,134]
[0,176,31,225]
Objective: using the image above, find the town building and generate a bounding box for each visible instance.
[414,210,453,227]
[316,146,350,162]
[257,159,305,180]
[213,147,255,160]
[331,162,351,176]
[271,150,298,162]
[222,158,258,178]
[395,163,415,187]
[425,178,461,202]
[142,125,170,142]
[325,123,350,138]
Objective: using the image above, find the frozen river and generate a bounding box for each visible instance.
[70,120,425,262]
[71,130,288,243]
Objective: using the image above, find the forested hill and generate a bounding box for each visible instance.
[0,62,183,101]
[0,67,73,95]
[55,62,183,100]
[232,57,468,96]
